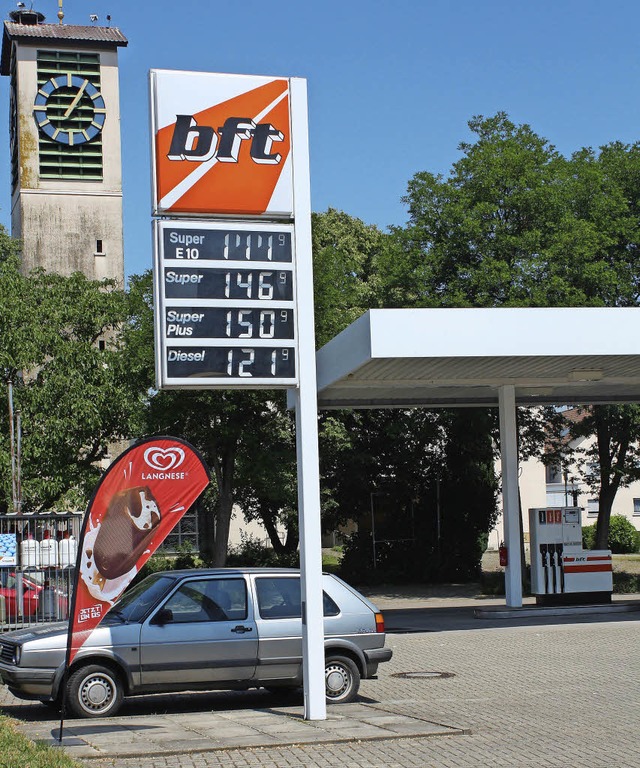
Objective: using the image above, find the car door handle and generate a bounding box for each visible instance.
[231,625,253,634]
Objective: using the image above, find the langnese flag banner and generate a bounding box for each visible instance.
[66,436,210,665]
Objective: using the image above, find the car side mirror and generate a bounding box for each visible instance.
[151,608,173,626]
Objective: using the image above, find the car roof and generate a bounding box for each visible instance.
[165,567,309,578]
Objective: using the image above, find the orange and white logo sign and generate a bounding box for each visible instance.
[151,70,293,217]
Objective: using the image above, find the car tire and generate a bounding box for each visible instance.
[66,664,124,718]
[324,655,360,703]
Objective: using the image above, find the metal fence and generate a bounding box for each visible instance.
[0,513,82,630]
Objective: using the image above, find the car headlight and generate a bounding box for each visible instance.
[13,645,21,666]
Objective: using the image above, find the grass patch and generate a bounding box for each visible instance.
[322,546,343,574]
[0,714,82,768]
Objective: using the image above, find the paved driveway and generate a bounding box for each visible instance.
[1,600,640,767]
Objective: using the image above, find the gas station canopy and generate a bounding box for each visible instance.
[316,307,640,409]
[314,306,640,609]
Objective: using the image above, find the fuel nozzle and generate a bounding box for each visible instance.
[556,542,565,592]
[540,544,549,593]
[547,543,557,593]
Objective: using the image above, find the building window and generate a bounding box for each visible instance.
[633,499,640,516]
[587,499,599,516]
[545,464,563,484]
[162,507,199,553]
[95,239,104,255]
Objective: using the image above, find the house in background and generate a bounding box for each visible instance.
[488,408,640,550]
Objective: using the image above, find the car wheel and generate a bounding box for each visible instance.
[324,655,360,703]
[67,664,124,718]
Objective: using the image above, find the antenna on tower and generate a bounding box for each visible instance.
[57,0,64,25]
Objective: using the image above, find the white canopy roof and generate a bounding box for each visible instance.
[315,308,640,408]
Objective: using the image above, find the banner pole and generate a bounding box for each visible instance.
[58,492,91,742]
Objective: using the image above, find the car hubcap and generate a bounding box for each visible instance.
[325,664,349,698]
[81,675,113,711]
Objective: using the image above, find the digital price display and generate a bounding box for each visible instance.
[162,227,293,263]
[165,307,295,339]
[155,220,298,388]
[166,346,296,380]
[164,268,294,301]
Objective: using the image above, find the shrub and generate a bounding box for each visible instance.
[582,516,639,553]
[339,531,485,585]
[133,543,204,585]
[613,572,640,593]
[608,515,639,554]
[582,524,596,550]
[226,533,299,568]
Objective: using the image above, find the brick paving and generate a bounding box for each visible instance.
[2,600,640,767]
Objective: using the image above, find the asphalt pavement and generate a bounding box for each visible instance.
[2,588,640,767]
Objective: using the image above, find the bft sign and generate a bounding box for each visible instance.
[150,70,293,217]
[150,70,325,721]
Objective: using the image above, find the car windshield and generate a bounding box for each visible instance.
[104,574,175,624]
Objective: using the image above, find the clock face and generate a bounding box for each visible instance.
[33,73,106,146]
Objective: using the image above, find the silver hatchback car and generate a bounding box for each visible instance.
[0,568,392,718]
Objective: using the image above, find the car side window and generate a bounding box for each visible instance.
[255,577,340,619]
[162,578,247,623]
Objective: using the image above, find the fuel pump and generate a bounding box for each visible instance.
[529,507,612,605]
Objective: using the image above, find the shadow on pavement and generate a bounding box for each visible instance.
[1,688,305,722]
[385,604,640,633]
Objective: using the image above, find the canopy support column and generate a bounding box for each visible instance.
[498,385,522,607]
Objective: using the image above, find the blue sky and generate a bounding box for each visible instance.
[2,0,640,278]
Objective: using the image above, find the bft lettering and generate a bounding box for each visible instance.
[167,116,284,165]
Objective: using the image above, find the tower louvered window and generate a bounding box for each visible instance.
[9,54,18,190]
[36,50,103,179]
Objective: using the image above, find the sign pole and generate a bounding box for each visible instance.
[290,77,326,721]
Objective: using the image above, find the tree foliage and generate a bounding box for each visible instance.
[0,233,145,513]
[380,112,640,549]
[312,208,387,345]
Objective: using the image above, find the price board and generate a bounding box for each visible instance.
[154,219,298,388]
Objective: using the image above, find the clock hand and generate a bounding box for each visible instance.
[63,79,89,119]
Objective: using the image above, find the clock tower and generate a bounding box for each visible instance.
[1,7,127,282]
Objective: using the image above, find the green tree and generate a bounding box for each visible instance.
[312,208,387,345]
[233,403,299,557]
[378,113,566,308]
[0,238,145,513]
[381,113,640,554]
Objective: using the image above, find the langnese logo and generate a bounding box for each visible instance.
[142,446,187,481]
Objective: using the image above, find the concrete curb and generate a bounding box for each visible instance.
[475,600,640,620]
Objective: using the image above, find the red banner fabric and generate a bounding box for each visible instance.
[67,436,210,665]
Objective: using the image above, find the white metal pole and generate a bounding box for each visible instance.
[8,381,18,515]
[290,77,326,721]
[498,385,523,607]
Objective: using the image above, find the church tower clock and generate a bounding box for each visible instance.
[1,6,127,282]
